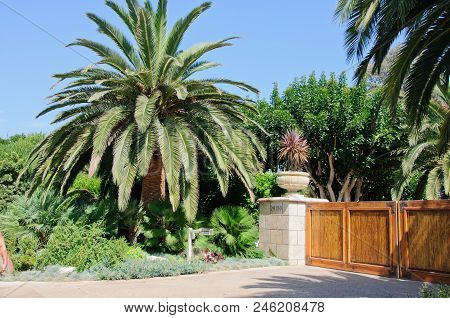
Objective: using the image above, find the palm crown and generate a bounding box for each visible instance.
[336,0,449,129]
[25,0,266,221]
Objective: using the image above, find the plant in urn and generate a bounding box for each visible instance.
[277,130,310,199]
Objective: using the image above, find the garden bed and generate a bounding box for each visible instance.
[0,256,286,282]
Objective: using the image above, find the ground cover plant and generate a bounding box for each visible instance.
[419,284,450,298]
[0,256,286,282]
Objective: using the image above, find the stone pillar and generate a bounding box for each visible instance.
[258,196,328,265]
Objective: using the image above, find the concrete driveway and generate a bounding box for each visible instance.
[0,266,422,298]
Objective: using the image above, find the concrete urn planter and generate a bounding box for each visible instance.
[276,171,310,198]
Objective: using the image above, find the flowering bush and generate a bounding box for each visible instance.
[202,250,224,264]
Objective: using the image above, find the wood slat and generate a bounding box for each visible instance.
[307,202,395,277]
[307,200,449,283]
[399,200,450,283]
[407,210,449,272]
[310,210,343,261]
[349,210,390,266]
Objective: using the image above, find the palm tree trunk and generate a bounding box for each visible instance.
[124,151,165,246]
[127,225,139,245]
[141,151,166,205]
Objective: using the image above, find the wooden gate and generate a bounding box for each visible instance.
[306,202,398,277]
[306,200,450,283]
[398,200,450,284]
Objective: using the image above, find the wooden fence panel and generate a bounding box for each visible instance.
[398,200,450,284]
[310,210,343,261]
[349,210,390,267]
[306,202,397,277]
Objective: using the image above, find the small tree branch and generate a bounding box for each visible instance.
[305,162,326,199]
[327,153,336,202]
[337,171,353,202]
[308,186,318,198]
[348,177,357,194]
[344,177,357,202]
[354,177,363,201]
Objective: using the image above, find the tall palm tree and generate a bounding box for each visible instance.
[336,0,450,128]
[392,97,449,200]
[24,0,265,233]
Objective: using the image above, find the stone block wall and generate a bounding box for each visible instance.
[259,196,327,265]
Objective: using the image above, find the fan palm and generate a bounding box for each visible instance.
[210,205,259,257]
[24,0,265,223]
[0,190,75,246]
[336,0,450,128]
[141,201,194,254]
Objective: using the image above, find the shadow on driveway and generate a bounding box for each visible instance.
[0,266,424,298]
[241,267,422,298]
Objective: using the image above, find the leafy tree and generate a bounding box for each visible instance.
[251,100,297,170]
[265,73,407,202]
[24,0,265,242]
[336,0,449,131]
[0,134,44,211]
[0,134,45,159]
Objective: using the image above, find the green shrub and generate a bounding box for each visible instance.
[419,284,450,298]
[37,223,145,271]
[1,257,287,282]
[69,173,101,198]
[0,153,25,212]
[244,172,283,222]
[254,172,283,198]
[197,172,248,217]
[0,190,73,247]
[6,236,39,271]
[91,257,207,280]
[141,202,203,254]
[209,205,262,258]
[192,236,221,255]
[65,197,121,238]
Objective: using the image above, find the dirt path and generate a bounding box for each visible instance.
[0,266,422,298]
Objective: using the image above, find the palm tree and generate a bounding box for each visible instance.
[24,0,265,241]
[336,0,450,129]
[210,205,259,257]
[392,98,449,200]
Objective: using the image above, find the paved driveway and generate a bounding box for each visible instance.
[0,266,422,298]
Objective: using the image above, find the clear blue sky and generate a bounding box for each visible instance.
[0,0,349,137]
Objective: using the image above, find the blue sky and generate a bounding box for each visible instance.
[0,0,349,137]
